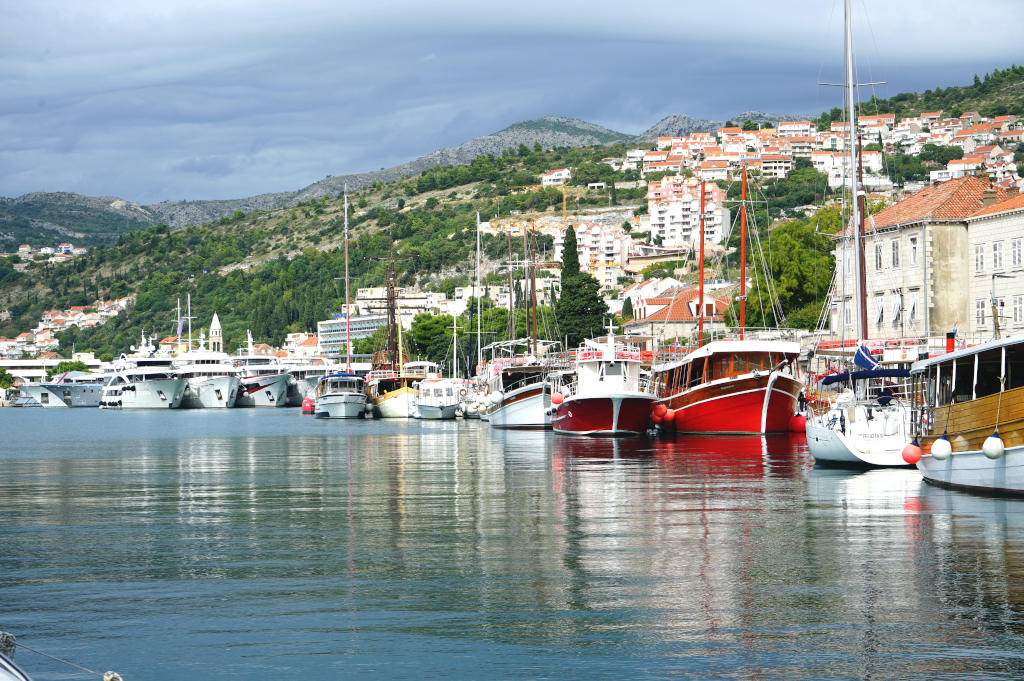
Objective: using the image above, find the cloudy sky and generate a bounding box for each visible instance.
[0,0,1018,204]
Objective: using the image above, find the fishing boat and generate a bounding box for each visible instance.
[232,330,291,407]
[911,334,1024,495]
[414,377,461,419]
[549,328,656,436]
[313,372,367,418]
[16,371,106,408]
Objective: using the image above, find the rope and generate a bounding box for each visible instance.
[0,634,122,681]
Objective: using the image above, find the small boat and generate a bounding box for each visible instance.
[314,372,367,418]
[414,377,461,420]
[805,366,913,467]
[0,651,33,681]
[479,339,563,430]
[549,329,656,436]
[911,333,1024,495]
[15,371,105,408]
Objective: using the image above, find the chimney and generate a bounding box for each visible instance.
[982,188,998,207]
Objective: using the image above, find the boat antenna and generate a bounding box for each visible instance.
[344,184,352,372]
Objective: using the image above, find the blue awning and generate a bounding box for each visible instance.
[819,368,910,386]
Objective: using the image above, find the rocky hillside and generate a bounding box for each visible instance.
[638,110,808,140]
[0,193,155,247]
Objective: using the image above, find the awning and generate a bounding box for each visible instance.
[819,368,910,386]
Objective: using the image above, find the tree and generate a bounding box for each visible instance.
[742,119,759,131]
[0,368,13,390]
[555,225,608,346]
[46,360,90,379]
[622,296,634,321]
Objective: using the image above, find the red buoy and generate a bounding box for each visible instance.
[551,392,564,405]
[902,442,923,464]
[653,403,668,418]
[663,409,676,424]
[301,397,315,414]
[651,412,663,424]
[789,414,807,433]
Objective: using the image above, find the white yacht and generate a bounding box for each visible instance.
[100,336,187,409]
[232,330,290,407]
[314,372,368,418]
[16,371,106,408]
[173,334,241,409]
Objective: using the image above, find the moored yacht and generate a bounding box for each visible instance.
[549,329,656,436]
[100,335,187,409]
[173,337,241,409]
[314,372,368,418]
[479,339,563,429]
[16,371,106,408]
[414,376,461,420]
[232,330,290,407]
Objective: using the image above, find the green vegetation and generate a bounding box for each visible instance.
[0,368,13,389]
[45,360,90,379]
[554,226,608,347]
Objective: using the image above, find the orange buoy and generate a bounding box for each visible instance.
[653,403,668,418]
[551,392,564,405]
[301,397,315,414]
[902,442,923,464]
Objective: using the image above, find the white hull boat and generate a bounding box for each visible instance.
[182,375,240,409]
[488,382,550,429]
[235,372,290,407]
[314,373,367,419]
[16,373,105,408]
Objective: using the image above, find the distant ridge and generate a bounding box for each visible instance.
[638,111,810,140]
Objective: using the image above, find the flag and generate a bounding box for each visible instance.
[853,344,879,370]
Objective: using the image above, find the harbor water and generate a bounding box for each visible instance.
[3,409,1024,680]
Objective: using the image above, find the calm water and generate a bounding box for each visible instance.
[3,409,1024,680]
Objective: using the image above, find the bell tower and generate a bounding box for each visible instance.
[209,312,223,353]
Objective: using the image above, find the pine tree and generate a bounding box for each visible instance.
[556,225,608,347]
[622,296,634,321]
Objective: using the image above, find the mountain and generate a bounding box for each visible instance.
[0,193,156,247]
[638,111,810,140]
[146,116,633,229]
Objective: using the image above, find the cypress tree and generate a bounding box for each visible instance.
[556,225,608,347]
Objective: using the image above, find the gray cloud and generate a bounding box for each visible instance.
[0,0,1019,204]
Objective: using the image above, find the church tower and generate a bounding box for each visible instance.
[209,312,223,353]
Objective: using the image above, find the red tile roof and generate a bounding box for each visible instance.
[870,175,1005,230]
[969,191,1024,218]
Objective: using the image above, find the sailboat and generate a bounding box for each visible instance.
[314,188,369,419]
[366,244,419,418]
[804,0,913,467]
[650,167,803,434]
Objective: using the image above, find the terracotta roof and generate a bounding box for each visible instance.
[628,287,731,324]
[870,175,1005,230]
[969,191,1024,218]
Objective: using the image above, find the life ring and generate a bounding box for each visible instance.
[459,388,468,398]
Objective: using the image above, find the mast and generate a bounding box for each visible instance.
[522,223,531,351]
[698,180,706,341]
[529,226,539,355]
[844,0,867,341]
[740,166,748,340]
[186,293,193,350]
[506,230,515,340]
[475,211,482,371]
[344,186,352,372]
[451,316,458,379]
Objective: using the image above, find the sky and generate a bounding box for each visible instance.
[0,0,1019,205]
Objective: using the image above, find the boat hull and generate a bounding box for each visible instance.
[416,403,459,420]
[805,412,911,467]
[552,393,655,436]
[489,383,550,429]
[918,445,1024,495]
[663,373,801,434]
[372,387,414,418]
[181,376,240,409]
[16,383,104,408]
[315,393,367,419]
[235,373,290,407]
[101,378,187,409]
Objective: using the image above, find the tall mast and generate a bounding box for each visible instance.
[529,225,539,355]
[740,166,747,339]
[344,186,352,372]
[522,224,531,351]
[698,180,706,341]
[452,316,458,379]
[186,293,193,349]
[844,0,867,341]
[506,230,515,340]
[475,211,482,371]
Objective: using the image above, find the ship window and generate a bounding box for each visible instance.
[688,358,706,387]
[40,393,49,404]
[953,359,974,403]
[935,362,953,405]
[605,362,622,376]
[975,349,1003,398]
[1008,345,1024,390]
